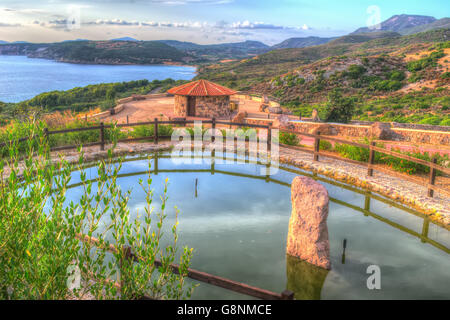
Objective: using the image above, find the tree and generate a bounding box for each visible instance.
[324,89,355,123]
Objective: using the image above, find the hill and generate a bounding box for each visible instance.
[197,29,450,125]
[197,29,449,90]
[0,40,192,65]
[158,40,270,61]
[271,37,335,49]
[110,37,139,42]
[353,14,436,34]
[401,18,450,35]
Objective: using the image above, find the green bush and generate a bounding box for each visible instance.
[130,124,174,138]
[319,140,333,151]
[345,64,366,79]
[324,89,355,123]
[279,132,299,146]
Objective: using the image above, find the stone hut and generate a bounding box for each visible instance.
[168,79,236,118]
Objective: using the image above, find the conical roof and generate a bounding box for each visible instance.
[167,79,236,96]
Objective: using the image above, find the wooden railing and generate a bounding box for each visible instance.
[77,233,294,300]
[1,119,449,199]
[280,128,450,198]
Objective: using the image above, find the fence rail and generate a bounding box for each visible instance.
[76,233,294,300]
[1,119,449,198]
[280,128,450,198]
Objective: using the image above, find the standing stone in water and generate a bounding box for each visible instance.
[286,176,331,270]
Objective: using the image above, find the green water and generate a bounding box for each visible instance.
[65,152,450,300]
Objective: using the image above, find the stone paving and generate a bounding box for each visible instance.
[279,146,450,227]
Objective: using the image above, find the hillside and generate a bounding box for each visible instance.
[197,29,450,125]
[0,40,192,65]
[271,37,335,49]
[401,18,450,35]
[353,14,436,34]
[196,29,449,89]
[157,40,270,61]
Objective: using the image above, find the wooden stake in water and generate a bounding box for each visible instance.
[195,178,198,198]
[341,239,347,264]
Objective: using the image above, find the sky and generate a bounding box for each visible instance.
[0,0,448,45]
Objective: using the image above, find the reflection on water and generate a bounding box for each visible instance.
[63,152,450,300]
[286,255,329,300]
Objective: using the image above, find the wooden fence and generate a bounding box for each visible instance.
[77,233,294,300]
[1,119,448,199]
[279,128,450,199]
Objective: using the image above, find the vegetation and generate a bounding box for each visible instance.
[0,41,190,65]
[324,89,355,123]
[0,79,186,122]
[0,121,195,299]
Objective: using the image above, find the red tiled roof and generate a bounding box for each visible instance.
[167,79,236,96]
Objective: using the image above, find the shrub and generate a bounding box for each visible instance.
[0,121,195,299]
[324,89,355,123]
[279,132,299,146]
[440,72,450,80]
[345,64,366,79]
[319,140,333,151]
[130,124,174,139]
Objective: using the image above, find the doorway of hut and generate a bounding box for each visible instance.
[188,96,196,116]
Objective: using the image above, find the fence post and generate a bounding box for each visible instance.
[427,157,437,197]
[367,141,376,177]
[44,127,49,144]
[281,290,294,300]
[126,115,129,124]
[100,122,105,151]
[313,131,320,161]
[154,118,158,145]
[212,117,216,143]
[267,125,272,152]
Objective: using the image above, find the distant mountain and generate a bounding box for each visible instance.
[272,36,335,49]
[329,31,401,45]
[110,37,139,42]
[61,39,89,43]
[158,40,270,60]
[353,14,436,34]
[400,17,450,35]
[12,41,29,44]
[0,40,8,44]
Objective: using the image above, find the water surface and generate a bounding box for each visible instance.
[0,55,196,103]
[64,152,450,299]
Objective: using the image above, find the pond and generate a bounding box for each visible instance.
[64,151,450,300]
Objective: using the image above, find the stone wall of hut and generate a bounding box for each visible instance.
[174,95,188,117]
[173,95,232,118]
[194,96,231,118]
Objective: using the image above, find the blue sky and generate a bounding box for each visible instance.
[0,0,448,44]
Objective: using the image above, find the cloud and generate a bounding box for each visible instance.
[230,20,284,30]
[0,22,22,27]
[86,19,140,26]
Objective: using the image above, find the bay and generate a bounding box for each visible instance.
[0,55,196,103]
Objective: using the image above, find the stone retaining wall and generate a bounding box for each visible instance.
[244,118,450,146]
[351,120,450,132]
